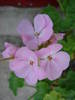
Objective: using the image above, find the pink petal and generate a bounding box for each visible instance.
[34,14,53,44]
[15,64,31,78]
[34,14,46,33]
[9,59,25,71]
[35,47,50,58]
[21,34,34,45]
[36,44,62,58]
[39,23,53,44]
[9,59,30,78]
[55,33,65,41]
[4,42,13,48]
[2,43,18,58]
[17,19,35,45]
[17,19,34,36]
[15,47,38,65]
[26,37,39,50]
[43,14,53,28]
[46,60,63,80]
[38,67,47,80]
[25,66,38,85]
[48,44,63,55]
[40,60,48,70]
[53,51,70,70]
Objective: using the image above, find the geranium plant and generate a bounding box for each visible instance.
[0,0,75,100]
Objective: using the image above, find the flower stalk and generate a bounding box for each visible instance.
[0,56,14,62]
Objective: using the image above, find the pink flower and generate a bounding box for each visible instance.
[2,42,46,85]
[36,44,70,80]
[49,33,65,44]
[2,42,18,58]
[9,47,46,85]
[17,14,53,50]
[55,33,65,41]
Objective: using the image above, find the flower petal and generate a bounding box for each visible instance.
[39,23,53,44]
[17,19,35,45]
[35,47,50,58]
[55,33,65,41]
[26,37,39,50]
[25,66,38,85]
[53,51,70,70]
[9,59,28,78]
[9,59,25,71]
[4,42,13,48]
[48,44,63,55]
[21,34,34,45]
[43,14,53,28]
[34,14,46,33]
[46,60,63,80]
[15,47,38,66]
[2,43,18,58]
[38,67,47,80]
[17,19,34,36]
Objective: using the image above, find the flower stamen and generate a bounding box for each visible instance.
[30,60,34,66]
[35,32,40,36]
[47,56,52,61]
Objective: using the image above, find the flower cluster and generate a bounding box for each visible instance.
[2,14,70,85]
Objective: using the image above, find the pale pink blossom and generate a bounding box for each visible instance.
[2,42,18,58]
[49,33,65,44]
[9,47,46,85]
[55,33,65,41]
[17,14,53,50]
[2,42,46,85]
[36,44,70,80]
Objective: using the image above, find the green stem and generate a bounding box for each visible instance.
[25,84,36,89]
[57,0,65,13]
[28,92,37,100]
[0,56,14,62]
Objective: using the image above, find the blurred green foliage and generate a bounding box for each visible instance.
[58,70,75,91]
[42,0,75,33]
[59,34,75,59]
[33,81,50,100]
[8,72,24,96]
[43,70,75,100]
[42,0,75,60]
[43,90,65,100]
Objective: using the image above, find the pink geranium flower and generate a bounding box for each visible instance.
[17,14,53,50]
[50,33,65,44]
[2,42,46,85]
[36,44,70,80]
[2,42,18,58]
[8,47,46,85]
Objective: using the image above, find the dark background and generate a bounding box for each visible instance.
[0,0,58,7]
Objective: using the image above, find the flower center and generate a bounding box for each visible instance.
[47,56,52,61]
[30,60,34,66]
[35,32,40,36]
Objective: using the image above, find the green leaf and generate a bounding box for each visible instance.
[62,0,68,12]
[58,70,75,91]
[43,90,65,100]
[66,0,75,15]
[33,81,50,100]
[8,72,24,96]
[59,34,75,59]
[42,5,62,32]
[54,87,75,100]
[42,0,75,32]
[59,0,75,29]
